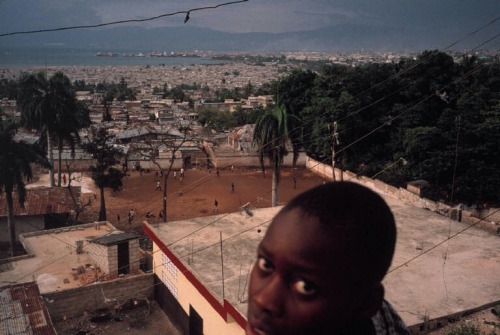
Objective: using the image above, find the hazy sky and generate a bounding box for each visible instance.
[0,1,498,38]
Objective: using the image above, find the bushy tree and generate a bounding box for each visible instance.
[82,127,125,221]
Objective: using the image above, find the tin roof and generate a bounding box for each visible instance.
[0,281,56,335]
[0,186,80,217]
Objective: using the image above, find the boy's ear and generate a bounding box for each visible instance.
[356,283,384,320]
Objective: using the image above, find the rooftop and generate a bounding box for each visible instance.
[0,222,122,293]
[145,193,500,327]
[0,281,57,335]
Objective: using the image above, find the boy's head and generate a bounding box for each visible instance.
[246,182,397,335]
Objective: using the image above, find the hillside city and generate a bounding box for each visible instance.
[1,50,499,335]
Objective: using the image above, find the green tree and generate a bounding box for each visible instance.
[82,127,125,221]
[197,109,236,132]
[18,71,87,187]
[116,77,136,101]
[253,105,290,207]
[0,121,48,256]
[102,90,114,122]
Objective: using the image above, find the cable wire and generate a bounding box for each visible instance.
[0,0,250,37]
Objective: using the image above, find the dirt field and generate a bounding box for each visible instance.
[83,166,327,231]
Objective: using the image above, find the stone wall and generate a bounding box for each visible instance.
[43,273,154,321]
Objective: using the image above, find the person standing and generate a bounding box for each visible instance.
[231,182,235,192]
[156,180,161,191]
[213,199,218,213]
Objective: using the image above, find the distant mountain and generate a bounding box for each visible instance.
[2,24,447,52]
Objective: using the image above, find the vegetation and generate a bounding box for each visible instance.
[0,120,48,256]
[81,127,125,221]
[253,105,291,207]
[446,323,481,335]
[142,123,193,221]
[272,51,500,205]
[17,71,91,187]
[197,107,266,132]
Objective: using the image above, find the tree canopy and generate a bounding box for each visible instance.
[273,51,500,205]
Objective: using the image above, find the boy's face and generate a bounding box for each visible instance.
[247,208,359,335]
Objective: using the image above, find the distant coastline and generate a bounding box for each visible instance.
[0,46,227,68]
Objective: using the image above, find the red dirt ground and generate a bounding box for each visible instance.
[85,166,327,231]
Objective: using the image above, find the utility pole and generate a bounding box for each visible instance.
[331,121,339,181]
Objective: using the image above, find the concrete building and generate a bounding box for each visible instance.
[143,193,500,334]
[0,222,151,322]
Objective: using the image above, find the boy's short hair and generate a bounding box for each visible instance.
[279,182,396,287]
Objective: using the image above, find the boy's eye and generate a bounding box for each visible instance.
[292,280,316,296]
[257,257,273,273]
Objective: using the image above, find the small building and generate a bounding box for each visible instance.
[0,186,81,242]
[227,124,254,152]
[87,231,140,277]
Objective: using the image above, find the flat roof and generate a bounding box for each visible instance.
[145,194,500,327]
[0,222,122,293]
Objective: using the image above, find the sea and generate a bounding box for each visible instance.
[0,45,229,68]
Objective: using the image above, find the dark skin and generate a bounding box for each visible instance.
[246,208,382,335]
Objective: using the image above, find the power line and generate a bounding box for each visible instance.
[0,0,249,37]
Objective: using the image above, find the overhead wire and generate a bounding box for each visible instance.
[0,0,250,37]
[3,8,499,311]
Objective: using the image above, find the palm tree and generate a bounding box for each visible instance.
[253,105,290,207]
[53,100,91,186]
[0,121,48,256]
[17,71,89,187]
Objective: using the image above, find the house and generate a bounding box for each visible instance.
[0,186,81,242]
[0,222,150,322]
[194,100,242,113]
[142,194,500,334]
[142,208,279,335]
[227,124,255,152]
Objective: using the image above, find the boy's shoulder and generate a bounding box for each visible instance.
[371,300,410,335]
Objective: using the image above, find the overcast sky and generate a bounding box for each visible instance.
[1,1,498,41]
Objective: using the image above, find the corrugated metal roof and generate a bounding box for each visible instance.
[0,282,56,335]
[0,186,80,217]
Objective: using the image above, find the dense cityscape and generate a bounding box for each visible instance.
[1,1,499,334]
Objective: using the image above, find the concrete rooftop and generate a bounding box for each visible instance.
[0,222,121,293]
[145,193,500,328]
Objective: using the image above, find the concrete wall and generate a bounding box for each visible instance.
[0,216,44,242]
[152,241,245,335]
[43,273,154,321]
[214,151,307,169]
[306,156,500,234]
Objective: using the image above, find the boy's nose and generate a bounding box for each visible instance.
[253,275,285,318]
